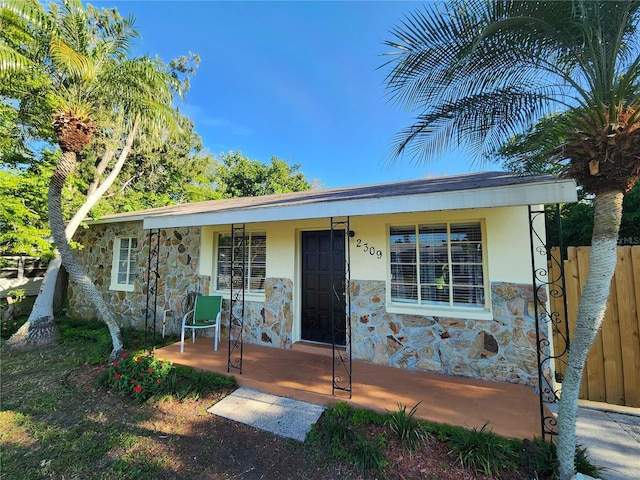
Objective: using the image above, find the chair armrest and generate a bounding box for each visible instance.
[181,309,195,327]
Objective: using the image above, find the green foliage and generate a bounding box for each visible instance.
[162,365,236,400]
[351,406,386,426]
[213,151,313,198]
[0,163,53,256]
[99,350,173,402]
[352,434,388,476]
[0,0,208,230]
[1,314,26,340]
[1,290,28,339]
[307,402,390,476]
[544,182,640,248]
[386,402,429,453]
[446,423,520,477]
[531,438,602,480]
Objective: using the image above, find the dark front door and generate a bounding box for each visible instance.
[301,230,346,345]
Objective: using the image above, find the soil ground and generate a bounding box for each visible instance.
[67,364,528,479]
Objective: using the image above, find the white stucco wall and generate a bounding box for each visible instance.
[199,205,537,322]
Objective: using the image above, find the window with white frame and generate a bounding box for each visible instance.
[389,222,486,308]
[216,232,266,293]
[110,237,138,291]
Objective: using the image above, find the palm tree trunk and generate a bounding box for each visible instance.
[557,189,623,480]
[48,150,124,361]
[8,118,139,352]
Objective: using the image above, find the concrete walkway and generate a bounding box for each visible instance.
[207,386,325,442]
[576,401,640,480]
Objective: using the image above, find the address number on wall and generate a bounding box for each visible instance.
[355,238,383,259]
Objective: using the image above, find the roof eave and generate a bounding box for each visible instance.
[141,178,577,229]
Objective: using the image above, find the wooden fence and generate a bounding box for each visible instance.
[548,246,640,407]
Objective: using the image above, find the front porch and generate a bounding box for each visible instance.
[155,338,543,440]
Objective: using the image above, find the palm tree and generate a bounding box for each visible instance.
[0,0,186,360]
[381,2,639,479]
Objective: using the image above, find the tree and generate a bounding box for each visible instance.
[0,0,193,360]
[496,116,640,248]
[382,2,639,478]
[212,151,313,198]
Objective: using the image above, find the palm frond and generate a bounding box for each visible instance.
[382,0,640,165]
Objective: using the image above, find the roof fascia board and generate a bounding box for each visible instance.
[142,179,577,230]
[87,215,146,225]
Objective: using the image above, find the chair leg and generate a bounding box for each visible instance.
[214,323,219,352]
[180,327,185,353]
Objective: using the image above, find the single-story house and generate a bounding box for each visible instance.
[68,171,577,390]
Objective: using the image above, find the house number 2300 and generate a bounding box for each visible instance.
[355,238,383,259]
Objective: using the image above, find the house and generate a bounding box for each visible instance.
[69,171,577,390]
[0,256,48,298]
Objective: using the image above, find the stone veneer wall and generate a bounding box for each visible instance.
[69,223,294,348]
[350,280,544,387]
[70,223,543,387]
[69,223,208,330]
[226,278,294,349]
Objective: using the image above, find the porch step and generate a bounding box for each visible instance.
[291,341,344,357]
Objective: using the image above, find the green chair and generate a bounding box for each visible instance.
[180,295,222,352]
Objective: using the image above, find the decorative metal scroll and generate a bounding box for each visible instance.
[528,205,570,440]
[227,223,246,374]
[144,229,161,349]
[331,217,352,398]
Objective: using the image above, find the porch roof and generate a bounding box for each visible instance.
[91,171,577,229]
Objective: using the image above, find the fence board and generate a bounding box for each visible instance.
[577,246,609,402]
[551,245,640,407]
[621,247,640,407]
[602,268,623,405]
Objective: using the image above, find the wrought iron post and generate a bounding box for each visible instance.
[228,223,246,373]
[144,228,161,349]
[528,205,570,440]
[331,217,352,398]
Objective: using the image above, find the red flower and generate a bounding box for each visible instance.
[157,379,162,384]
[139,372,144,377]
[134,385,142,393]
[136,357,142,362]
[113,361,119,367]
[159,361,164,365]
[122,352,129,358]
[130,379,136,384]
[114,374,122,379]
[148,368,154,373]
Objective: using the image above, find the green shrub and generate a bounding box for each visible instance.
[99,350,173,402]
[352,433,388,476]
[309,402,389,476]
[322,403,357,455]
[351,407,386,426]
[386,402,430,453]
[1,289,27,340]
[446,423,519,476]
[164,365,236,399]
[1,314,26,340]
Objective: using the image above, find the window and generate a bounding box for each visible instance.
[110,237,138,291]
[216,232,266,293]
[389,222,486,309]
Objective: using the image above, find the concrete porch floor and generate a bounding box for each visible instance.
[155,337,543,440]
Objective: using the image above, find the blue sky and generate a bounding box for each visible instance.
[97,1,492,188]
